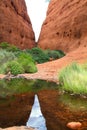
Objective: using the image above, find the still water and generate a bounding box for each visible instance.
[0,78,87,130]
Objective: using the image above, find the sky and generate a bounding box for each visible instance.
[25,0,50,41]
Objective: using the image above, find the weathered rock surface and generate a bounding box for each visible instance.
[38,0,87,53]
[0,0,35,49]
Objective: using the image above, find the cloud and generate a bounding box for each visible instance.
[25,0,49,41]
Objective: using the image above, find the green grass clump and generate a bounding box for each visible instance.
[59,62,87,95]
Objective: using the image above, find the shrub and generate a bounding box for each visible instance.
[0,42,20,53]
[0,63,8,74]
[0,49,16,74]
[17,53,37,73]
[59,62,87,95]
[0,42,10,49]
[6,61,24,75]
[56,50,65,57]
[0,50,37,75]
[18,52,34,62]
[7,45,20,52]
[23,62,37,73]
[0,49,16,65]
[26,47,49,63]
[45,50,65,60]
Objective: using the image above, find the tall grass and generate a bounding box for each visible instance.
[59,62,87,95]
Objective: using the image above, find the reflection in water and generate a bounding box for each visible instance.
[0,79,87,129]
[26,95,47,130]
[59,93,87,111]
[0,78,58,97]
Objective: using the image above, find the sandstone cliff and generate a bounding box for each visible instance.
[38,0,87,53]
[0,0,35,49]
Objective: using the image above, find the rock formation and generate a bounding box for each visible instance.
[0,0,35,49]
[38,0,87,53]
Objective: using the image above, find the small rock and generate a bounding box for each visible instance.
[66,122,82,129]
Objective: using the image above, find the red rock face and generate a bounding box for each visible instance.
[38,0,87,53]
[0,0,35,49]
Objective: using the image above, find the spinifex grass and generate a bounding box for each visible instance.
[59,62,87,95]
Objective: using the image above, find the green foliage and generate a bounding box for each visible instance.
[4,53,37,75]
[0,42,20,52]
[45,50,65,60]
[26,47,49,63]
[6,61,24,75]
[26,47,65,63]
[0,42,65,63]
[17,53,37,73]
[0,44,37,75]
[0,51,37,75]
[59,62,87,95]
[55,50,65,57]
[18,52,34,63]
[0,49,15,64]
[7,45,20,52]
[0,42,10,49]
[0,42,65,75]
[0,49,16,74]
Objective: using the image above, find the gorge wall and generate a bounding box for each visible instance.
[0,0,35,49]
[38,0,87,53]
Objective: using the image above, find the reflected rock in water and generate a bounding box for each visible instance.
[26,94,47,130]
